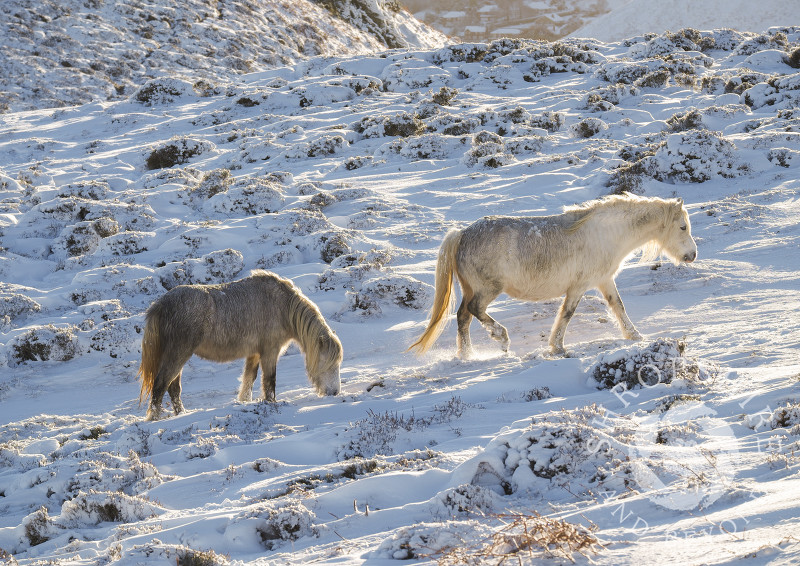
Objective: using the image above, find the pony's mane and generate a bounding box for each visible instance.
[287,289,342,378]
[565,193,682,262]
[563,192,651,215]
[250,268,274,278]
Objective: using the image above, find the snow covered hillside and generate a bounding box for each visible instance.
[0,0,446,114]
[1,24,800,565]
[571,0,796,43]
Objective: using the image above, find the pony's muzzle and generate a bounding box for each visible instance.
[683,251,697,262]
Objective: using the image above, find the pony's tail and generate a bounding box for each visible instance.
[408,229,462,355]
[137,305,163,407]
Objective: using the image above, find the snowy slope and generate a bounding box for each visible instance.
[0,0,446,113]
[1,25,800,566]
[570,0,797,43]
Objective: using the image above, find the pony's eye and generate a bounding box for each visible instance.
[680,225,687,231]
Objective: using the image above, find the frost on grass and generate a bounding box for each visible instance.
[353,112,425,138]
[122,545,230,566]
[59,490,163,527]
[338,397,472,459]
[0,548,17,565]
[439,512,599,565]
[207,177,285,216]
[298,135,348,159]
[375,512,599,563]
[225,500,317,551]
[50,218,120,259]
[132,78,196,105]
[8,324,80,366]
[210,402,282,442]
[649,130,744,182]
[256,209,352,265]
[188,169,232,202]
[157,248,244,290]
[337,409,426,459]
[56,180,109,201]
[529,110,565,132]
[746,402,800,434]
[590,338,713,391]
[343,155,375,170]
[342,274,431,318]
[390,133,463,161]
[374,523,469,560]
[88,319,140,359]
[462,130,514,168]
[15,491,163,551]
[459,405,633,497]
[145,138,215,170]
[430,484,500,518]
[496,386,553,404]
[597,59,667,85]
[742,72,800,110]
[0,292,41,322]
[66,451,164,497]
[317,249,392,291]
[570,117,608,138]
[20,506,58,548]
[626,27,786,59]
[768,148,800,168]
[615,130,747,185]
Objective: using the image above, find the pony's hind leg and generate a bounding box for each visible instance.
[147,352,192,420]
[598,279,642,341]
[456,284,476,359]
[259,352,278,402]
[468,290,509,353]
[238,354,261,402]
[167,371,184,415]
[549,291,582,355]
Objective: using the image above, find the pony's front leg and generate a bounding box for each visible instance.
[549,292,582,355]
[237,354,260,402]
[598,279,642,341]
[259,353,278,402]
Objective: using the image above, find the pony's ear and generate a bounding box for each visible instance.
[675,197,684,205]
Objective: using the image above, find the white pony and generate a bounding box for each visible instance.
[409,194,697,357]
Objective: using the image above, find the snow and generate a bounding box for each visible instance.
[0,16,799,566]
[0,0,446,114]
[570,0,797,43]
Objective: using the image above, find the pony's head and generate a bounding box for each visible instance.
[655,197,697,265]
[287,286,343,397]
[307,330,342,396]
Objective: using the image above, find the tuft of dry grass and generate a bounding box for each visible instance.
[431,511,600,565]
